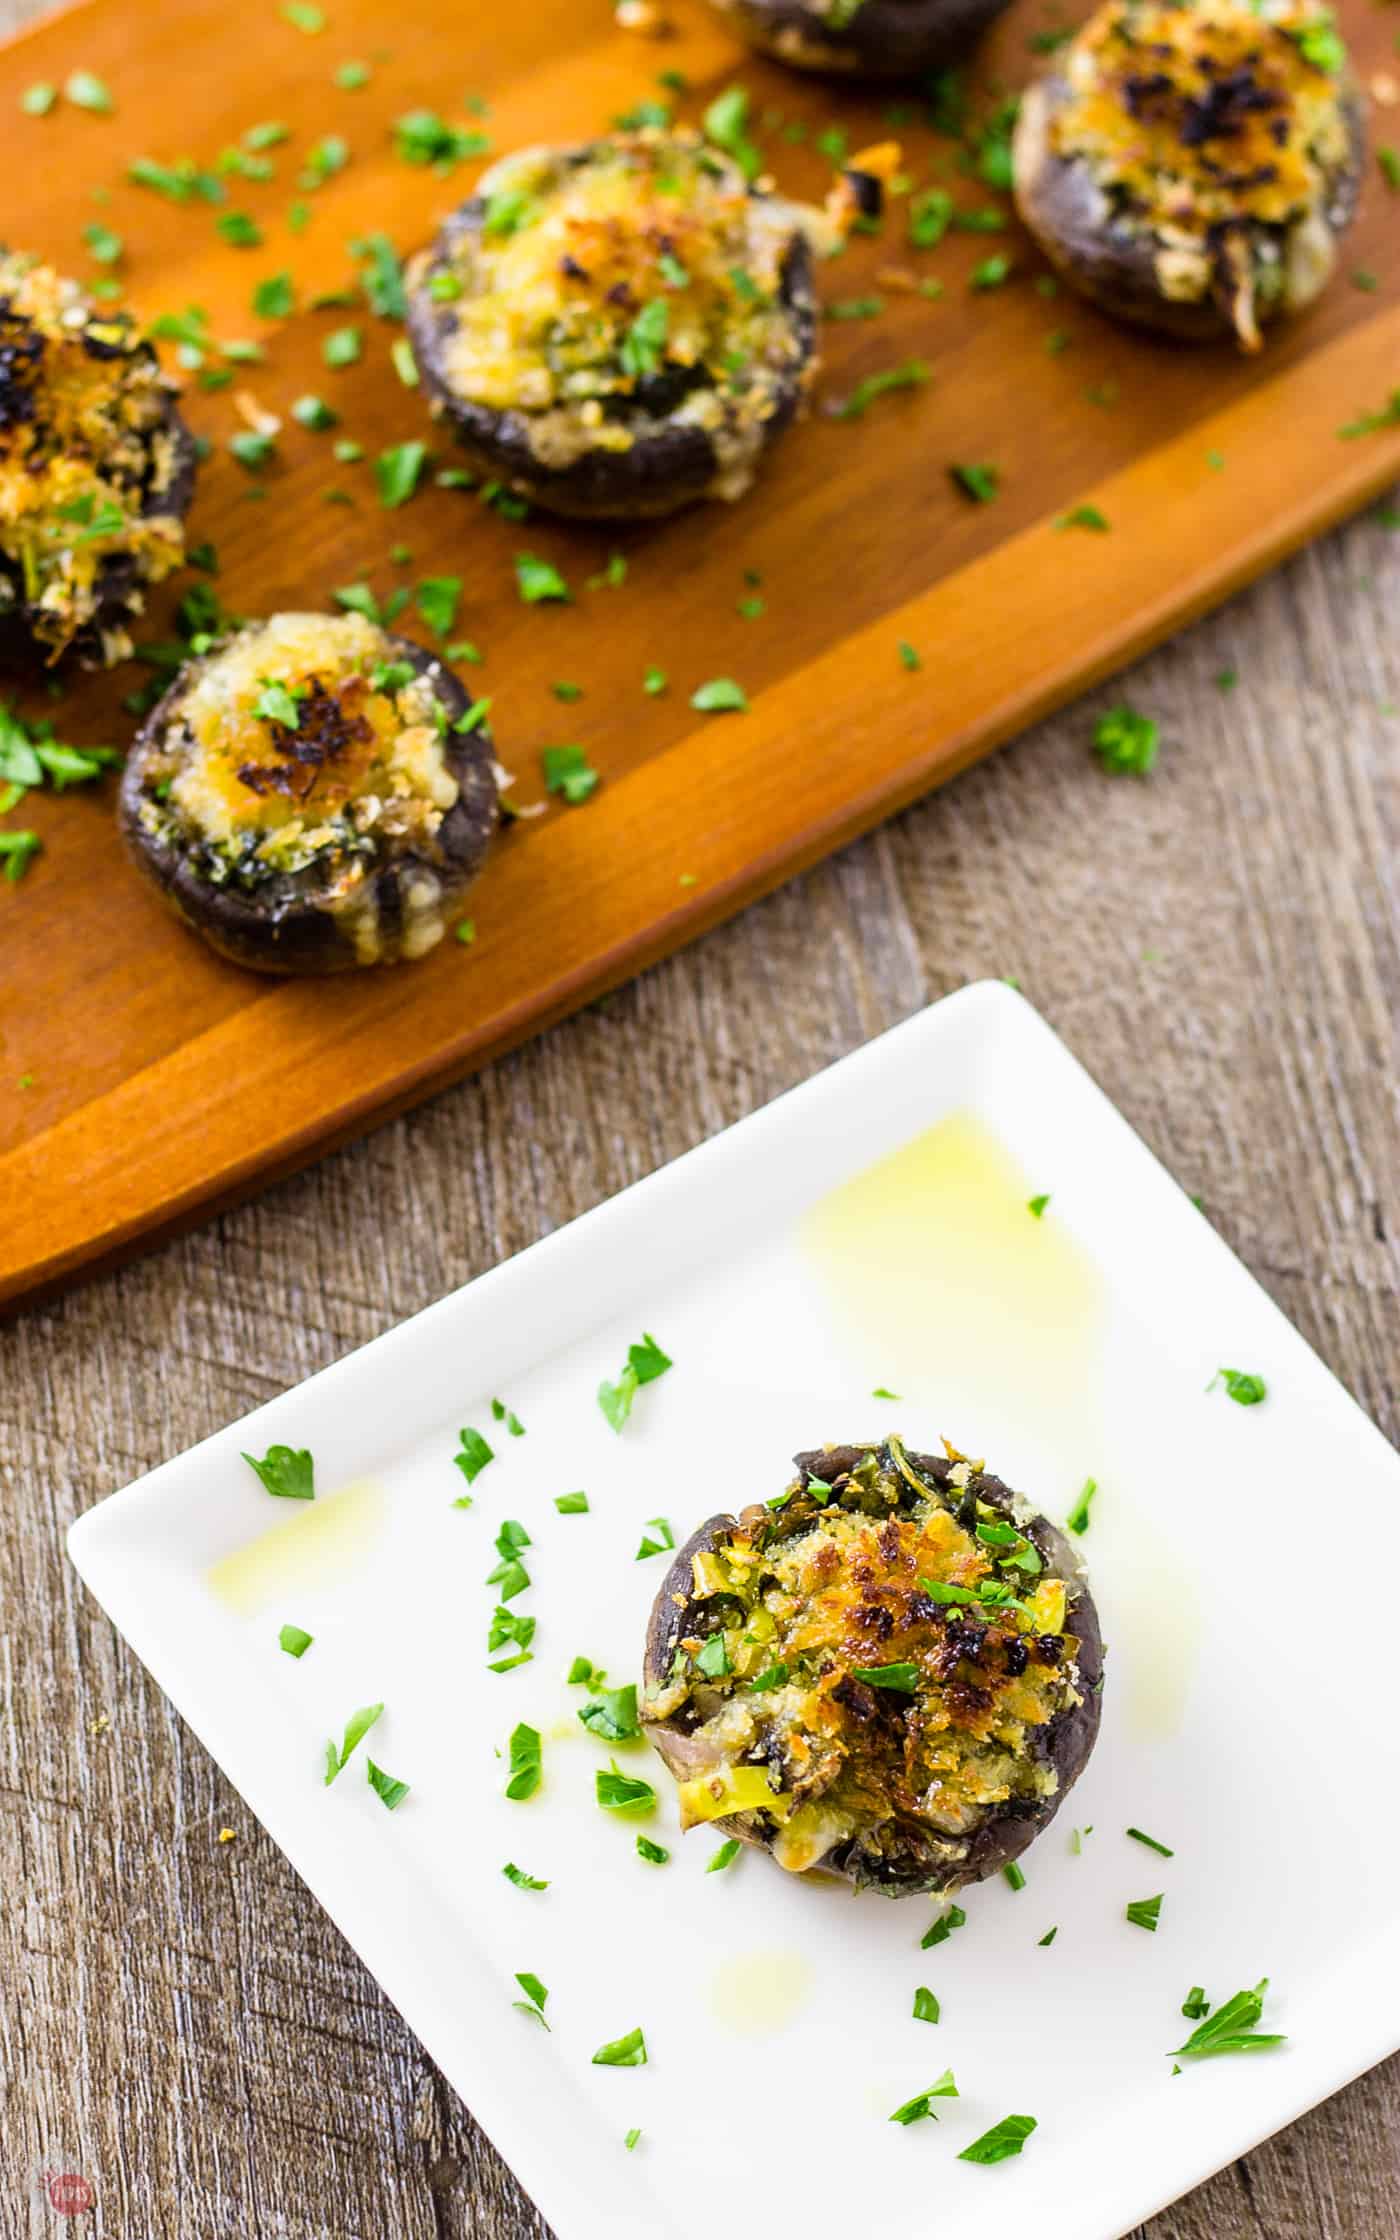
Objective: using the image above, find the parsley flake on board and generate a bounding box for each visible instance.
[504,1722,542,1800]
[598,1332,672,1431]
[889,2070,958,2124]
[323,323,362,367]
[836,360,931,420]
[1092,704,1159,774]
[375,441,428,508]
[541,744,600,804]
[959,2115,1037,2164]
[515,553,570,603]
[503,1862,548,1891]
[1055,504,1110,532]
[592,2026,647,2067]
[702,84,760,179]
[366,1758,410,1810]
[242,1444,315,1500]
[65,69,114,113]
[690,676,748,713]
[324,1702,383,1784]
[415,575,461,639]
[1210,1367,1267,1406]
[1338,391,1400,440]
[950,462,999,504]
[253,271,296,320]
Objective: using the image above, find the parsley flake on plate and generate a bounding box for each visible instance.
[1065,1477,1096,1535]
[1126,1893,1163,1932]
[578,1686,640,1742]
[707,1838,741,1872]
[950,462,999,504]
[490,1396,525,1437]
[596,1763,656,1815]
[324,1701,383,1784]
[503,1862,548,1891]
[598,1332,672,1431]
[242,1444,315,1500]
[592,2026,647,2067]
[1004,1861,1027,1892]
[555,1490,589,1515]
[889,2070,958,2124]
[513,1971,550,2029]
[912,1986,940,2024]
[366,1758,409,1810]
[454,1426,494,1484]
[1210,1367,1267,1406]
[1127,1826,1174,1858]
[635,1834,670,1866]
[1171,1980,1285,2060]
[504,1722,542,1800]
[635,1517,674,1560]
[959,2114,1037,2164]
[921,1903,966,1950]
[279,1623,313,1658]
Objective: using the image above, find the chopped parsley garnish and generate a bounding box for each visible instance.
[620,298,669,381]
[555,1491,589,1515]
[253,679,305,728]
[65,69,114,113]
[912,1987,940,2024]
[1126,1827,1174,1858]
[503,1862,548,1891]
[921,1903,966,1950]
[513,1971,549,2029]
[352,231,407,318]
[690,677,748,714]
[83,223,124,266]
[1210,1367,1267,1406]
[592,2026,647,2067]
[375,441,428,508]
[635,1834,670,1866]
[390,337,419,386]
[970,254,1012,290]
[488,1397,524,1437]
[897,642,920,673]
[335,59,371,88]
[515,553,570,604]
[1065,1477,1096,1535]
[1038,1926,1058,1947]
[324,1701,383,1784]
[291,394,339,430]
[242,1443,315,1500]
[702,85,760,179]
[596,1764,656,1815]
[483,186,539,237]
[950,462,999,504]
[1126,1893,1163,1932]
[487,1520,531,1601]
[1378,147,1399,192]
[625,2128,642,2150]
[707,1838,741,1873]
[635,1516,675,1560]
[1003,1861,1027,1892]
[851,1662,919,1692]
[279,1623,313,1657]
[413,575,461,640]
[836,361,931,421]
[454,1426,494,1484]
[542,744,600,804]
[488,1605,535,1657]
[1056,504,1110,533]
[959,2114,1037,2164]
[578,1685,640,1742]
[366,1758,409,1810]
[1027,1193,1051,1219]
[749,1661,788,1692]
[1092,704,1158,775]
[130,156,225,202]
[393,109,491,168]
[229,429,277,472]
[827,295,884,322]
[908,187,952,247]
[598,1332,672,1431]
[218,211,264,248]
[1171,1980,1284,2060]
[0,831,41,882]
[455,699,492,737]
[889,2070,958,2124]
[643,666,668,696]
[552,680,584,702]
[1181,1986,1211,2020]
[1338,391,1400,440]
[21,82,56,116]
[504,1723,542,1800]
[253,271,296,320]
[323,323,362,367]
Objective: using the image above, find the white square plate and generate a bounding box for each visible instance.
[69,982,1400,2240]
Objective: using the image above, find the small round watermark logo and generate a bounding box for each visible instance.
[41,2169,95,2219]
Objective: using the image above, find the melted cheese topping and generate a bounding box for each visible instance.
[0,254,186,658]
[163,612,457,877]
[1053,0,1352,234]
[429,132,809,448]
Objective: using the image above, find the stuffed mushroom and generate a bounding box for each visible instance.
[1012,0,1365,350]
[119,611,499,974]
[703,0,1014,78]
[403,129,824,519]
[0,251,195,669]
[642,1436,1103,1896]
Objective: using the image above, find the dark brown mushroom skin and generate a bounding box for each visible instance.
[1012,69,1366,344]
[404,209,817,523]
[704,0,1014,78]
[643,1440,1104,1897]
[118,633,499,976]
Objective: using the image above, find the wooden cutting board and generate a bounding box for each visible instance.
[1,0,1396,1309]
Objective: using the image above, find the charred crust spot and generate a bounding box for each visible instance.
[236,676,374,804]
[1035,1634,1065,1666]
[0,303,44,436]
[1003,1635,1030,1678]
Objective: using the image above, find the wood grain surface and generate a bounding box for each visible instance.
[0,0,1397,1304]
[2,3,1398,2239]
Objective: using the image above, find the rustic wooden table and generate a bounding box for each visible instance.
[2,3,1397,2232]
